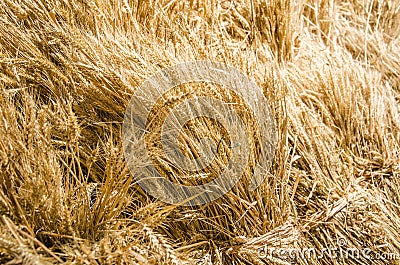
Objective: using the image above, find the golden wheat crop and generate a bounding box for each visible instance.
[0,0,399,264]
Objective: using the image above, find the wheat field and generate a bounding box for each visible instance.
[0,0,399,264]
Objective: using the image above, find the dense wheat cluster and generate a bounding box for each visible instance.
[0,0,399,264]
